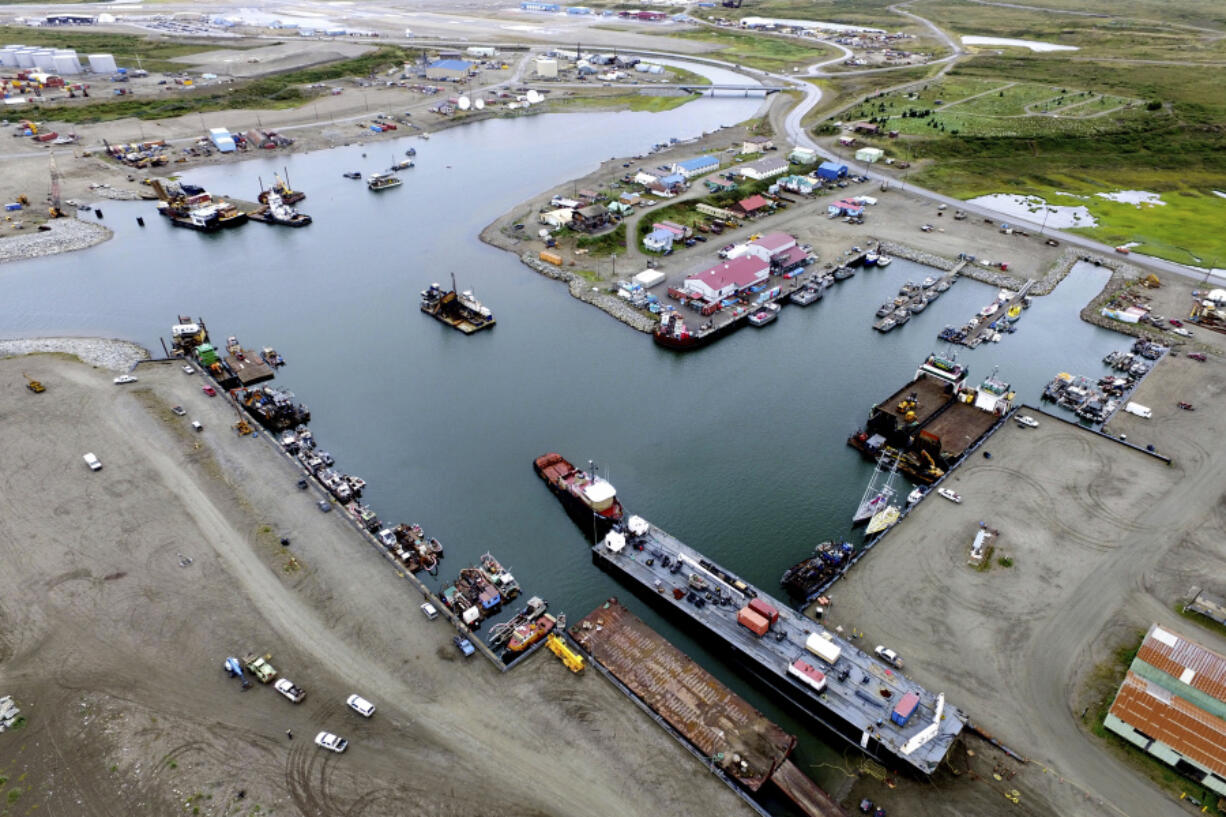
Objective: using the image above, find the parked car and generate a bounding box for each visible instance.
[113,374,138,384]
[182,364,194,374]
[1188,352,1207,362]
[202,385,216,396]
[346,694,376,718]
[191,421,203,432]
[171,406,187,416]
[1171,327,1194,337]
[317,500,332,513]
[1168,319,1183,327]
[274,678,306,703]
[83,452,102,471]
[874,645,903,668]
[314,732,348,753]
[453,635,476,657]
[420,602,439,620]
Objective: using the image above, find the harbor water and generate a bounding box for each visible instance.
[0,84,1127,811]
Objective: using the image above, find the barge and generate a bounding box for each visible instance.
[582,515,965,776]
[420,276,496,334]
[571,600,848,816]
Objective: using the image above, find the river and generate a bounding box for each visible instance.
[0,72,1127,813]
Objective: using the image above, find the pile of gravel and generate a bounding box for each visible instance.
[0,219,112,265]
[0,337,150,372]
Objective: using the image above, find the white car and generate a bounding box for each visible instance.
[874,645,903,668]
[1015,415,1039,429]
[113,375,138,384]
[274,678,305,703]
[346,694,376,718]
[420,602,439,620]
[83,452,102,471]
[1171,327,1194,337]
[182,364,194,374]
[314,731,348,753]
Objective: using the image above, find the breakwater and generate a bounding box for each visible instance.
[519,252,657,333]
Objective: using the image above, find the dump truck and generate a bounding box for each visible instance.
[243,652,278,683]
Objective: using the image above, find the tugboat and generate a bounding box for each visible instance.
[367,172,402,191]
[507,613,558,652]
[534,453,623,539]
[780,541,853,601]
[420,275,496,334]
[252,190,312,227]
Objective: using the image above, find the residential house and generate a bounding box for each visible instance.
[572,204,610,232]
[817,161,848,180]
[539,208,574,228]
[733,194,770,218]
[851,121,880,135]
[741,136,774,155]
[789,146,818,164]
[634,170,660,187]
[855,147,884,163]
[643,228,674,252]
[653,221,690,240]
[657,173,687,193]
[779,174,819,195]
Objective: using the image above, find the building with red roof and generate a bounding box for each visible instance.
[683,255,770,302]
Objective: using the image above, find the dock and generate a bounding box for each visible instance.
[942,274,1034,348]
[589,519,966,776]
[572,599,845,816]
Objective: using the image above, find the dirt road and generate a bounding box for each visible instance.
[0,351,758,817]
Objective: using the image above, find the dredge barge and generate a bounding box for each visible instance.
[584,516,965,775]
[848,354,1013,484]
[420,275,496,334]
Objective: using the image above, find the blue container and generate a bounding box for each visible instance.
[5,203,23,211]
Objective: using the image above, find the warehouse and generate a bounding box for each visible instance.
[855,147,884,163]
[816,160,848,181]
[683,255,770,302]
[736,156,788,181]
[1105,623,1226,797]
[534,57,558,78]
[426,59,473,81]
[670,155,719,179]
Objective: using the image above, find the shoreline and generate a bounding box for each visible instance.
[0,335,150,371]
[0,218,114,265]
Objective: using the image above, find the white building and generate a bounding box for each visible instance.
[87,53,117,74]
[534,57,558,78]
[737,156,789,181]
[855,147,885,163]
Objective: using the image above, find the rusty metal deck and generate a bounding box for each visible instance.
[872,375,958,429]
[921,400,1000,460]
[571,599,795,792]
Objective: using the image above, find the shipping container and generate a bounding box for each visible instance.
[539,250,563,266]
[748,597,779,625]
[891,691,920,726]
[788,658,827,694]
[804,632,842,665]
[737,607,769,637]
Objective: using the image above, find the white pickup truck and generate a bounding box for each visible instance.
[274,678,306,703]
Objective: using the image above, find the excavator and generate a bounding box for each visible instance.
[1142,273,1161,289]
[23,372,45,393]
[897,392,919,423]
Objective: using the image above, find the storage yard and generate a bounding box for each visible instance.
[0,351,757,817]
[823,349,1226,817]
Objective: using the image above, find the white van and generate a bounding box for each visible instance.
[83,452,102,471]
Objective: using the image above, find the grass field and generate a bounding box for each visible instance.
[552,92,701,113]
[661,28,839,72]
[17,46,418,123]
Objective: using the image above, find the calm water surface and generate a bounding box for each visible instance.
[0,88,1126,809]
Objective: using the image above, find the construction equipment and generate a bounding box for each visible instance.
[48,153,63,218]
[16,194,29,206]
[1142,273,1161,288]
[545,633,584,673]
[23,372,45,393]
[234,417,253,435]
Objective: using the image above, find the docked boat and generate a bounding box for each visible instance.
[921,276,937,289]
[934,279,951,292]
[161,203,222,232]
[865,504,899,535]
[257,172,304,205]
[789,286,821,306]
[833,266,855,280]
[979,303,999,318]
[780,541,853,601]
[420,276,496,334]
[252,190,312,227]
[534,452,624,538]
[876,303,894,318]
[367,172,402,191]
[260,347,285,367]
[1007,304,1022,321]
[873,317,897,333]
[864,251,879,266]
[480,552,521,601]
[507,612,558,652]
[853,454,900,524]
[876,255,892,268]
[937,488,962,503]
[926,288,941,303]
[892,307,911,326]
[748,303,780,326]
[907,486,926,506]
[909,298,928,314]
[215,200,249,228]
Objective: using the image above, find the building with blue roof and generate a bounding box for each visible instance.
[426,59,473,80]
[644,227,675,253]
[817,160,848,181]
[671,155,719,179]
[521,1,561,11]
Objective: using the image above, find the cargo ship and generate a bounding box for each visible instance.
[420,276,496,334]
[578,514,965,776]
[849,354,1012,484]
[533,453,623,538]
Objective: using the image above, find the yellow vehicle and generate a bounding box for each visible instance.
[545,634,585,674]
[23,372,45,393]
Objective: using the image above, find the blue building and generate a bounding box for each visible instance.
[520,1,561,11]
[671,155,719,179]
[817,160,848,181]
[426,59,473,80]
[644,228,674,253]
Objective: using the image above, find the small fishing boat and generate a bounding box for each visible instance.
[876,303,894,318]
[938,488,962,503]
[343,171,362,179]
[934,279,951,292]
[789,286,821,306]
[1007,304,1022,320]
[907,486,926,506]
[748,303,780,326]
[874,316,897,333]
[876,255,892,267]
[921,276,937,289]
[864,251,879,266]
[367,172,402,191]
[909,298,928,314]
[833,266,854,280]
[979,303,999,318]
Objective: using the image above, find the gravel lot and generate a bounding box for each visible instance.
[0,351,757,817]
[823,349,1226,817]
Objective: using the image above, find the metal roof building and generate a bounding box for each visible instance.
[1105,623,1226,796]
[425,59,472,80]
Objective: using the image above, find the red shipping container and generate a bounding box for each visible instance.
[737,607,769,637]
[748,597,779,624]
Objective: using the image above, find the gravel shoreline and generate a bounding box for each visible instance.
[0,218,113,265]
[0,336,150,371]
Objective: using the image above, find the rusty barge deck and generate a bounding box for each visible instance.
[572,599,845,816]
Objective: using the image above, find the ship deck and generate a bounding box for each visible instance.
[921,401,1001,460]
[591,520,965,775]
[571,599,796,792]
[223,353,276,387]
[871,376,957,429]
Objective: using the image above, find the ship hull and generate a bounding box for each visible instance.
[652,315,744,351]
[534,456,621,541]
